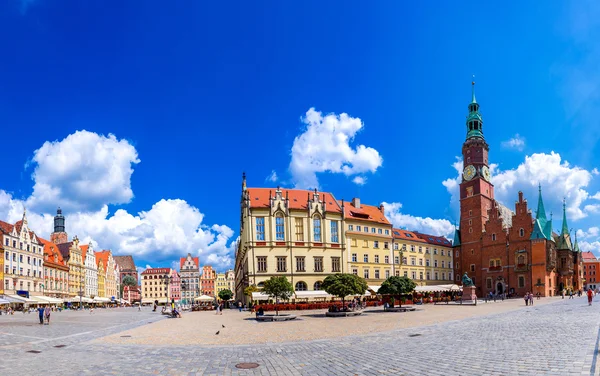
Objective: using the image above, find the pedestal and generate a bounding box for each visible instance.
[462,286,477,301]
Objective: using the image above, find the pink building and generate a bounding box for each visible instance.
[170,270,181,303]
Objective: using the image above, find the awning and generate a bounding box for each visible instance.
[33,296,63,304]
[294,291,332,299]
[368,285,381,293]
[141,297,168,304]
[93,297,111,303]
[251,292,271,301]
[414,284,463,293]
[0,298,10,305]
[194,295,215,302]
[65,297,94,303]
[4,294,37,304]
[30,296,51,304]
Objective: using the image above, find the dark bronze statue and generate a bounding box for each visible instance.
[462,272,474,287]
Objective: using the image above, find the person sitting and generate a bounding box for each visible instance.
[256,306,265,317]
[172,308,181,318]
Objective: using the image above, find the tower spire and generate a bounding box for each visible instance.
[536,183,547,222]
[466,79,484,140]
[556,198,572,250]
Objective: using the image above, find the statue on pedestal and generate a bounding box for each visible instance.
[462,272,474,287]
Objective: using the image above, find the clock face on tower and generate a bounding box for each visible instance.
[482,166,491,182]
[463,165,476,181]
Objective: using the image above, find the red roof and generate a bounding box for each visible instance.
[180,256,200,269]
[39,238,68,269]
[81,245,89,261]
[141,267,171,274]
[582,251,597,261]
[95,250,111,272]
[0,220,13,234]
[343,201,390,225]
[392,228,427,243]
[246,188,342,213]
[413,232,453,247]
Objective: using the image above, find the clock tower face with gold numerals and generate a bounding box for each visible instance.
[463,165,476,181]
[481,166,491,182]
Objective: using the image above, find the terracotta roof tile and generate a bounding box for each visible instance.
[81,245,89,261]
[392,228,427,243]
[0,220,14,234]
[56,242,73,262]
[343,202,390,225]
[141,267,171,274]
[582,251,597,261]
[413,232,453,247]
[246,188,342,213]
[39,238,68,269]
[95,251,111,273]
[114,255,136,271]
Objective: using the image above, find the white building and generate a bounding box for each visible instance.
[82,243,98,298]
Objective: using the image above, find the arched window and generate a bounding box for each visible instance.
[517,255,525,265]
[313,281,322,290]
[519,228,524,237]
[295,281,307,291]
[257,282,265,288]
[275,213,285,241]
[313,215,322,242]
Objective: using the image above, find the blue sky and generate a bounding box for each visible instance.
[2,1,600,271]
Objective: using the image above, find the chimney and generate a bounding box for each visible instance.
[379,203,384,213]
[352,197,360,209]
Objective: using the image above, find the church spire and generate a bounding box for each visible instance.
[466,79,484,140]
[536,183,547,222]
[556,199,572,250]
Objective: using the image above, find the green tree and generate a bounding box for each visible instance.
[262,276,294,315]
[218,289,234,302]
[378,276,417,307]
[244,285,259,301]
[322,273,368,307]
[122,275,137,287]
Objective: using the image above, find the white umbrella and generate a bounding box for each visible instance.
[194,295,214,302]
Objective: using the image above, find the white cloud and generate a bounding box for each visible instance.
[352,176,367,186]
[579,241,600,255]
[441,158,463,218]
[26,130,140,213]
[383,202,454,237]
[501,134,525,151]
[577,226,600,239]
[266,170,278,183]
[0,130,237,272]
[289,108,383,189]
[593,168,599,176]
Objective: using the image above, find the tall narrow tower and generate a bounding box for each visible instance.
[50,207,68,244]
[459,81,495,246]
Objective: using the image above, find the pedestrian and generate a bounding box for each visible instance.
[524,292,529,306]
[588,289,594,306]
[219,302,223,315]
[529,292,534,306]
[37,306,44,324]
[562,290,565,299]
[215,302,221,315]
[536,292,540,300]
[44,306,51,325]
[138,304,141,312]
[238,301,242,312]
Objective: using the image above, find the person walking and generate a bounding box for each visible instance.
[588,289,594,306]
[569,290,574,299]
[44,306,51,325]
[37,306,44,325]
[219,302,224,315]
[524,292,529,306]
[529,292,534,306]
[238,301,242,312]
[215,302,221,315]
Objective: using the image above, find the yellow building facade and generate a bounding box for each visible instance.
[215,272,227,299]
[393,229,454,285]
[344,198,394,292]
[235,184,345,303]
[0,240,4,295]
[97,258,106,297]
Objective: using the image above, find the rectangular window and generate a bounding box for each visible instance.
[331,257,341,272]
[419,272,423,280]
[363,240,369,247]
[410,245,415,252]
[276,257,287,272]
[378,229,382,234]
[356,225,361,232]
[374,255,379,263]
[313,217,322,242]
[434,249,438,255]
[296,256,305,272]
[419,259,423,266]
[395,270,400,276]
[348,224,354,231]
[256,217,265,241]
[384,255,389,264]
[426,272,430,280]
[470,264,475,272]
[374,241,379,248]
[364,227,368,233]
[411,258,415,266]
[486,278,492,289]
[363,254,369,263]
[442,261,445,268]
[371,228,376,233]
[518,276,525,288]
[385,229,389,235]
[295,218,304,241]
[364,269,369,279]
[352,268,358,275]
[384,242,389,249]
[395,256,399,264]
[352,253,357,262]
[314,257,323,272]
[426,259,430,267]
[434,272,439,280]
[434,260,438,267]
[385,270,390,279]
[352,239,357,247]
[374,269,380,279]
[442,272,446,280]
[331,221,339,243]
[394,243,399,250]
[418,247,422,253]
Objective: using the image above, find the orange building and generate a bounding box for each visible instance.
[201,265,216,296]
[40,238,70,298]
[583,251,600,291]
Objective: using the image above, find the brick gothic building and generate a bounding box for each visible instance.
[453,83,583,297]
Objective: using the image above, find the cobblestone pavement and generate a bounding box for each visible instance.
[1,298,600,375]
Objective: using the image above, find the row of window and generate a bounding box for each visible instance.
[5,252,43,266]
[350,269,453,281]
[44,269,67,278]
[351,254,395,264]
[4,279,44,291]
[4,266,42,277]
[256,256,341,273]
[257,216,339,243]
[407,258,452,268]
[4,238,43,254]
[347,225,390,235]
